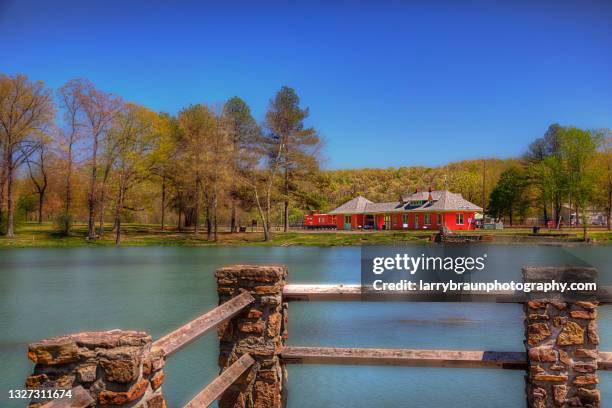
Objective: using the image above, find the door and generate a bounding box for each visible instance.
[344,215,351,230]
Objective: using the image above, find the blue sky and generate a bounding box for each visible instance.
[1,0,610,169]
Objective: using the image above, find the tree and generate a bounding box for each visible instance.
[558,127,601,240]
[487,167,528,225]
[239,131,284,241]
[177,104,218,236]
[25,131,52,223]
[111,103,159,245]
[152,113,180,231]
[523,124,564,224]
[266,86,320,232]
[57,80,84,233]
[71,79,122,239]
[223,97,260,232]
[593,130,612,230]
[0,74,54,236]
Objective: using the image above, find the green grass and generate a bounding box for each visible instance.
[0,222,609,248]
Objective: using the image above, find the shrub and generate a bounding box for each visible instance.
[55,213,73,236]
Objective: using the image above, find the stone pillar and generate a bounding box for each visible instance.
[216,265,288,408]
[524,267,599,408]
[26,330,166,408]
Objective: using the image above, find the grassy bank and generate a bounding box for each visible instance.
[0,222,610,248]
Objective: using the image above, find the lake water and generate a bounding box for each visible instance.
[0,246,610,407]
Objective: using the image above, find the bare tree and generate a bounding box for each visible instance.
[239,131,284,241]
[0,74,54,236]
[57,81,84,232]
[97,132,120,237]
[71,79,121,239]
[25,132,51,223]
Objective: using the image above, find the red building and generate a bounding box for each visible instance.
[329,189,482,231]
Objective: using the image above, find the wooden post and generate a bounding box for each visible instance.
[26,330,166,408]
[216,265,288,408]
[523,267,600,408]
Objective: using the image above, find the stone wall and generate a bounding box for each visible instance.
[26,330,166,407]
[216,265,288,408]
[524,267,599,408]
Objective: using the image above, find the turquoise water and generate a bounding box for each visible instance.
[0,246,610,407]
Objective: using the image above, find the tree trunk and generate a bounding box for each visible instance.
[265,190,272,241]
[115,215,121,245]
[194,177,200,236]
[230,199,236,233]
[581,206,588,241]
[283,166,289,232]
[606,189,612,231]
[114,185,125,246]
[213,194,218,242]
[6,158,14,237]
[177,207,182,231]
[65,146,73,215]
[160,176,166,231]
[0,155,6,228]
[38,190,44,224]
[98,188,106,238]
[206,205,212,241]
[87,139,98,239]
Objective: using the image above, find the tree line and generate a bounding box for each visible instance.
[487,124,612,237]
[0,73,321,243]
[2,73,610,243]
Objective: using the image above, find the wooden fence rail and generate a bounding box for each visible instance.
[183,354,255,408]
[282,347,612,371]
[152,291,254,356]
[283,284,612,303]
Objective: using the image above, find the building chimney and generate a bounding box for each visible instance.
[428,187,433,202]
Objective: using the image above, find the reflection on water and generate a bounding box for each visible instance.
[0,246,610,407]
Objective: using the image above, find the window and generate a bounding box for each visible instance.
[456,213,464,225]
[344,215,351,224]
[414,214,419,227]
[384,215,391,230]
[437,214,442,225]
[402,214,408,226]
[424,214,431,225]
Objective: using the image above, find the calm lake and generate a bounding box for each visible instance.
[0,245,610,407]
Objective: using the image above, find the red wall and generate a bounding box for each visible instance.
[440,212,476,230]
[336,214,365,230]
[335,212,476,230]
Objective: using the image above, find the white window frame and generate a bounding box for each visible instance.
[456,213,464,225]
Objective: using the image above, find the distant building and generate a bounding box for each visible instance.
[329,189,482,231]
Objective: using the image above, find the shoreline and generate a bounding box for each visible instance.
[1,223,611,249]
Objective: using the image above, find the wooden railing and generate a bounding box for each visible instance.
[152,292,255,356]
[36,267,611,408]
[153,292,256,408]
[283,284,612,303]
